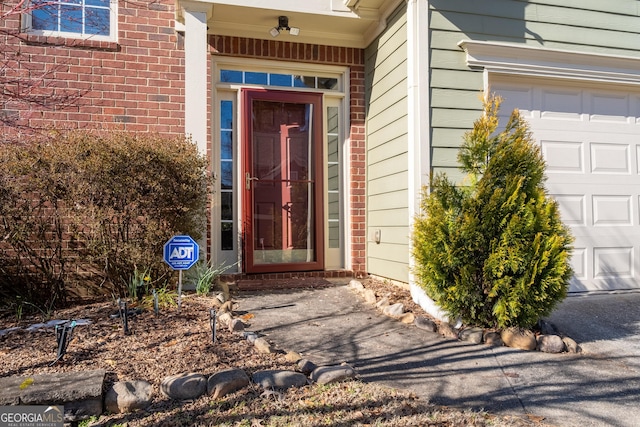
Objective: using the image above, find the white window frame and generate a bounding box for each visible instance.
[23,0,117,42]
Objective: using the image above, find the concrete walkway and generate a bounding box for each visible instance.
[236,286,640,427]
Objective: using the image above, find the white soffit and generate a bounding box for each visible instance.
[459,40,640,86]
[177,0,398,48]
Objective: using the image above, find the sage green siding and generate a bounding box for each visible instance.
[429,0,640,178]
[362,0,640,283]
[365,3,409,282]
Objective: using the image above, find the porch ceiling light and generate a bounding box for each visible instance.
[270,16,300,37]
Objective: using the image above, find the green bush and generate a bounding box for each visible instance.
[412,96,573,329]
[0,130,212,311]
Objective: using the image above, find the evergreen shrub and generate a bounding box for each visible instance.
[412,96,573,328]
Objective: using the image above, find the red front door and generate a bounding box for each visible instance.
[242,90,324,273]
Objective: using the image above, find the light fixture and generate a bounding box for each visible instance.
[269,16,300,37]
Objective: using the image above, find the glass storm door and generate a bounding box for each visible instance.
[242,90,324,273]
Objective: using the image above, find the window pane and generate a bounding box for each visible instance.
[328,222,340,248]
[328,193,339,220]
[328,165,339,192]
[270,73,292,87]
[86,0,109,6]
[245,72,268,85]
[221,222,233,250]
[32,6,58,31]
[85,7,110,35]
[294,76,315,88]
[221,192,233,221]
[60,5,82,33]
[318,78,339,90]
[327,107,339,133]
[327,135,339,163]
[220,70,242,83]
[220,100,233,129]
[221,131,233,160]
[221,161,233,190]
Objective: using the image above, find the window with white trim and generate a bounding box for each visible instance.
[24,0,116,40]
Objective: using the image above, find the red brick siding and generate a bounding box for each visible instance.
[211,36,367,277]
[0,0,185,140]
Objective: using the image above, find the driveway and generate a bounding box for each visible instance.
[236,286,640,427]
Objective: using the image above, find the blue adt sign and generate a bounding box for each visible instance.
[163,235,199,270]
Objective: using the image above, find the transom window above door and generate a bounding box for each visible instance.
[220,70,340,91]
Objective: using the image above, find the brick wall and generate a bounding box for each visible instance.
[210,36,367,277]
[0,0,367,277]
[0,0,185,141]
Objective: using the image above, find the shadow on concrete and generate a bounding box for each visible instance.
[236,285,640,427]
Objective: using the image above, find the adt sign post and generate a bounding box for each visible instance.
[163,235,199,311]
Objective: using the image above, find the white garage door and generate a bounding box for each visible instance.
[492,75,640,292]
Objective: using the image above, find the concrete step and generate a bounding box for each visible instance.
[0,369,105,422]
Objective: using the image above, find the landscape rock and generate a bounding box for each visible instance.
[383,303,404,317]
[254,337,275,354]
[252,370,308,389]
[562,336,581,353]
[459,327,484,344]
[310,364,356,385]
[161,373,207,400]
[439,322,459,339]
[297,359,318,375]
[363,289,377,304]
[285,351,302,362]
[375,296,390,308]
[229,318,245,332]
[105,380,153,414]
[348,280,365,292]
[243,331,258,343]
[219,301,233,314]
[501,328,537,351]
[216,292,226,303]
[207,368,250,399]
[537,334,566,353]
[538,319,560,336]
[414,316,437,332]
[217,312,233,328]
[483,331,504,347]
[399,312,415,324]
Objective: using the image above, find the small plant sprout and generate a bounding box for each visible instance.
[188,260,236,295]
[125,267,151,301]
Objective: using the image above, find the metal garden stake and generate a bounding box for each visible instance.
[153,289,159,316]
[118,298,130,335]
[51,320,77,365]
[210,308,217,344]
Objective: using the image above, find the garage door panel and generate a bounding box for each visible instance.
[570,248,587,280]
[590,143,631,174]
[493,77,640,291]
[541,140,585,173]
[593,247,634,279]
[540,88,583,121]
[592,195,633,226]
[590,93,630,123]
[553,194,586,226]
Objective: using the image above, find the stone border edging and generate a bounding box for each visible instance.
[347,279,582,355]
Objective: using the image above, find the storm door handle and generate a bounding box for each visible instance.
[245,172,259,190]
